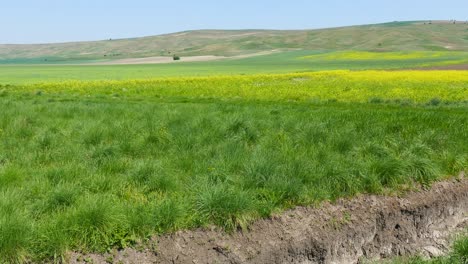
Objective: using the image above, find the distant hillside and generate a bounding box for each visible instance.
[1,20,468,62]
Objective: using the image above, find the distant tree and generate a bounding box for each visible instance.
[173,55,181,61]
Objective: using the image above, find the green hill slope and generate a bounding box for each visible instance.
[1,21,468,63]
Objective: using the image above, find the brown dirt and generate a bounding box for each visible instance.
[89,50,281,65]
[70,176,468,264]
[91,55,225,65]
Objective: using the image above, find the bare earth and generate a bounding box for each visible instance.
[92,55,225,65]
[70,175,468,264]
[91,50,281,65]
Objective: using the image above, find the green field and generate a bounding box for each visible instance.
[1,69,467,262]
[1,50,468,84]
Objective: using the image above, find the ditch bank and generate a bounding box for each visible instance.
[72,176,468,264]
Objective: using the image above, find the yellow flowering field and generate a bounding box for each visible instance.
[302,51,468,61]
[8,70,468,103]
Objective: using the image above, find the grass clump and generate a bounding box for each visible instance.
[452,236,468,263]
[0,192,33,263]
[130,162,178,193]
[0,214,32,263]
[45,184,79,210]
[65,195,128,252]
[195,184,257,231]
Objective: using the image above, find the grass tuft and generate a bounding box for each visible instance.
[0,192,32,264]
[195,184,257,231]
[452,236,468,263]
[65,195,127,252]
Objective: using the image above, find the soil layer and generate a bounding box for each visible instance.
[71,177,468,264]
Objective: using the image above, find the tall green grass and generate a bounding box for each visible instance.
[0,91,466,262]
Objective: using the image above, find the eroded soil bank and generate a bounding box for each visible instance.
[71,177,468,264]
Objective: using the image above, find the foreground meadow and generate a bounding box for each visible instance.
[0,70,467,262]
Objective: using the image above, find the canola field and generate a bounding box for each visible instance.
[6,70,468,104]
[0,70,467,262]
[302,51,468,62]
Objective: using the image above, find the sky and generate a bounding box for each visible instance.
[1,0,467,44]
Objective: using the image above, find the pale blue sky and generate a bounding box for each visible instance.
[1,0,467,44]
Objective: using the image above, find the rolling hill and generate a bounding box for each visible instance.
[1,20,468,63]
